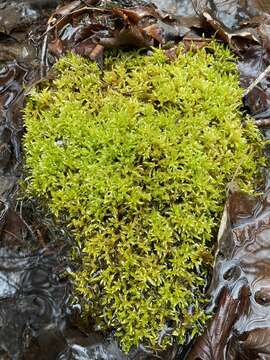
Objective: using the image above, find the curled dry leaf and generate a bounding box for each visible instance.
[45,1,193,63]
[202,11,260,54]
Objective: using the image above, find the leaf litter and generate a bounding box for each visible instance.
[1,0,270,359]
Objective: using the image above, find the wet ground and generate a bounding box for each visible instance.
[0,1,186,359]
[2,0,270,359]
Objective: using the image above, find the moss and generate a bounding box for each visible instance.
[23,42,263,352]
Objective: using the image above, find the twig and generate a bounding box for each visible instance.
[254,118,270,128]
[40,31,49,78]
[19,216,36,242]
[225,158,244,196]
[18,201,36,242]
[183,37,218,42]
[36,229,46,248]
[3,229,22,243]
[191,0,201,16]
[243,63,270,97]
[0,199,8,220]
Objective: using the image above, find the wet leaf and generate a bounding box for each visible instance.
[186,287,249,360]
[45,2,196,62]
[188,184,270,358]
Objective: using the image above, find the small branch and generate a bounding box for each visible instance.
[183,37,218,42]
[254,118,270,128]
[36,229,46,248]
[243,64,270,97]
[3,229,22,243]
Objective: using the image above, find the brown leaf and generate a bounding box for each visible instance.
[51,0,81,19]
[48,38,64,57]
[258,23,270,50]
[113,5,159,25]
[186,286,249,360]
[202,11,260,53]
[100,24,153,48]
[188,184,270,359]
[73,41,104,66]
[73,23,108,43]
[143,23,165,44]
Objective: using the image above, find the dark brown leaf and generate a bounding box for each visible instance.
[188,184,270,358]
[48,37,64,57]
[202,11,260,53]
[186,286,249,360]
[113,5,160,24]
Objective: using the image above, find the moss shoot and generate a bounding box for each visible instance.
[23,43,263,352]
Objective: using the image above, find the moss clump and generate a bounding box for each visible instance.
[23,43,263,352]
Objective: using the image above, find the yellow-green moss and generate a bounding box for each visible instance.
[23,43,263,352]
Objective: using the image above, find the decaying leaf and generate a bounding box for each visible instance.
[187,184,270,358]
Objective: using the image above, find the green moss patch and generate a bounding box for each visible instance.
[23,43,263,352]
